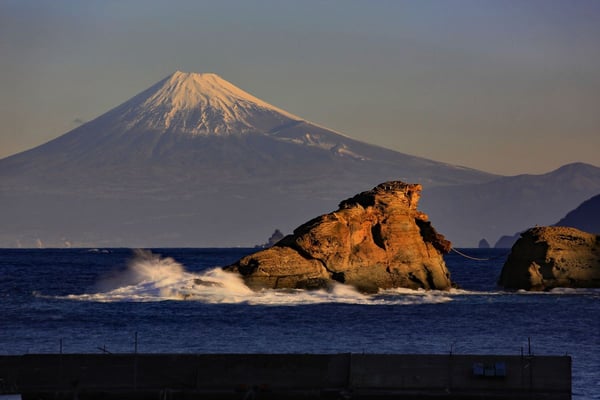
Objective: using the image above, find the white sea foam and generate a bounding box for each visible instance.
[51,250,455,305]
[538,287,600,297]
[49,250,598,305]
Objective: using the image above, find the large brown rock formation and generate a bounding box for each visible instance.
[224,181,453,292]
[498,226,600,290]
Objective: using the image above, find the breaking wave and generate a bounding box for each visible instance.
[43,250,598,305]
[49,249,454,305]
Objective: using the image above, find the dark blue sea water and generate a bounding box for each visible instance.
[0,248,598,399]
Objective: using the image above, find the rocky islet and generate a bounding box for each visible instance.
[498,226,600,290]
[225,181,453,293]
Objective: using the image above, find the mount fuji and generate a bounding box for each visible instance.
[1,71,598,247]
[0,72,492,189]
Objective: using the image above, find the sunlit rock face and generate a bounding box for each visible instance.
[499,226,600,290]
[225,181,453,293]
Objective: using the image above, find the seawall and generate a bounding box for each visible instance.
[0,353,571,399]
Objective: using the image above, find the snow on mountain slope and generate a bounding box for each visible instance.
[117,71,301,135]
[0,70,506,247]
[0,71,494,188]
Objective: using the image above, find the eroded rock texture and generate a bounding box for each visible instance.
[499,226,600,290]
[225,181,452,292]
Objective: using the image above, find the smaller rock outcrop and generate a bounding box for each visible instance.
[255,229,285,248]
[494,234,520,249]
[478,239,490,249]
[498,226,600,290]
[224,181,453,293]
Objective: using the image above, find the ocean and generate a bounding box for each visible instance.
[0,248,598,399]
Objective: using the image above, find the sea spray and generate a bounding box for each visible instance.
[81,249,254,302]
[53,249,455,305]
[94,249,186,293]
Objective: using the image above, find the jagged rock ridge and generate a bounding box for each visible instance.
[224,181,453,293]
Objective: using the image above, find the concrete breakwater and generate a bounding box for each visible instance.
[0,353,571,399]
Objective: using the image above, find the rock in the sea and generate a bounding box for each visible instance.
[224,181,453,292]
[478,238,491,249]
[494,233,520,249]
[254,229,285,248]
[498,226,600,290]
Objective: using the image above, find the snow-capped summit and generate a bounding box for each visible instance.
[0,70,510,248]
[118,71,301,135]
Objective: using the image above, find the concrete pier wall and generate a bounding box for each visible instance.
[0,353,571,399]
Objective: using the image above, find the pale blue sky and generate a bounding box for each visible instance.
[1,0,599,175]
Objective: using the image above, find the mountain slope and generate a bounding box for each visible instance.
[494,191,600,248]
[0,71,493,191]
[0,71,497,247]
[111,71,302,135]
[1,71,598,248]
[420,163,600,247]
[555,193,600,233]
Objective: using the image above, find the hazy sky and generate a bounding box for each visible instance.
[1,0,599,175]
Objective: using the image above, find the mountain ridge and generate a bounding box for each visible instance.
[1,71,598,247]
[419,162,600,247]
[495,190,600,248]
[556,193,600,233]
[0,71,494,190]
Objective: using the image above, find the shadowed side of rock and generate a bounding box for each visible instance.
[224,181,453,292]
[498,226,600,290]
